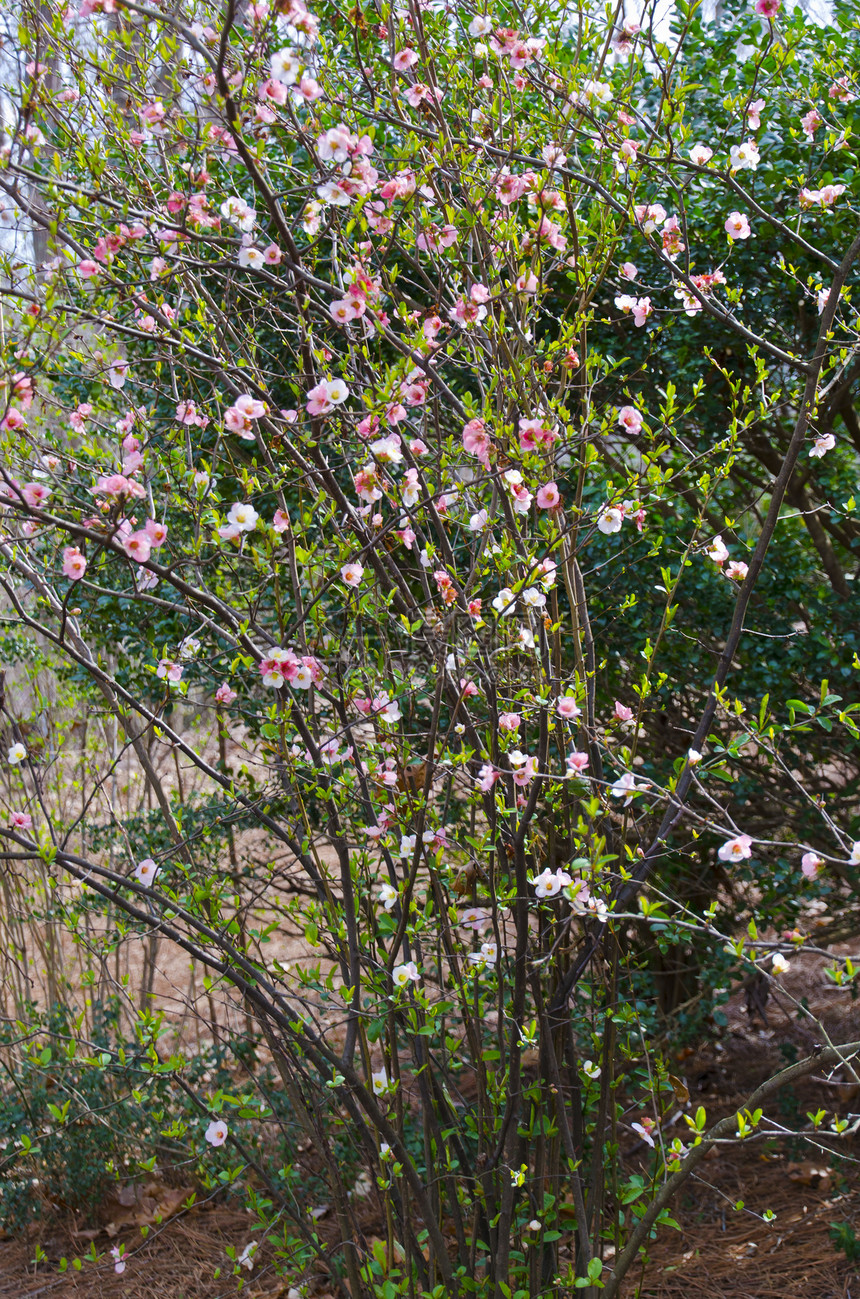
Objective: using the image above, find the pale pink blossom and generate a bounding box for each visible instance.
[725,211,751,240]
[134,857,161,885]
[809,433,836,458]
[205,1118,229,1146]
[747,98,765,129]
[124,531,152,563]
[718,834,753,862]
[62,547,87,580]
[801,851,823,879]
[341,562,365,587]
[536,481,560,509]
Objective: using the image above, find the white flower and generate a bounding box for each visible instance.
[492,587,516,615]
[204,1118,228,1146]
[220,196,256,231]
[7,742,26,765]
[226,501,258,532]
[378,883,398,910]
[729,139,760,172]
[532,867,572,899]
[809,433,835,458]
[848,841,860,865]
[522,586,546,609]
[597,506,624,535]
[371,1068,390,1094]
[392,960,420,987]
[134,857,160,886]
[582,1059,601,1078]
[270,47,302,84]
[468,14,493,35]
[468,940,499,967]
[771,952,790,976]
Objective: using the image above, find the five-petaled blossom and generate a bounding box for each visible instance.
[134,857,160,886]
[718,834,753,862]
[725,211,751,240]
[205,1118,229,1146]
[392,961,420,987]
[7,742,27,765]
[532,868,572,898]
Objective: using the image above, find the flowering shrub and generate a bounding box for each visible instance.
[1,0,859,1292]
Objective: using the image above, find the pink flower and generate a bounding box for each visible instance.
[393,47,419,69]
[536,481,560,509]
[725,211,751,240]
[725,560,749,581]
[510,751,538,786]
[754,0,780,15]
[800,108,822,138]
[110,1246,126,1275]
[498,712,521,732]
[801,851,823,879]
[617,405,643,435]
[567,751,589,774]
[613,701,633,722]
[1,407,26,432]
[341,562,364,587]
[557,696,581,720]
[747,98,765,129]
[215,683,237,705]
[9,811,33,829]
[272,509,290,532]
[462,418,491,468]
[124,531,152,563]
[156,659,183,683]
[204,1118,228,1146]
[705,535,729,565]
[477,763,498,792]
[21,482,51,509]
[632,297,652,327]
[619,262,637,280]
[717,834,753,862]
[62,547,87,580]
[145,519,168,546]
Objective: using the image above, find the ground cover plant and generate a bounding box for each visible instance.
[0,0,859,1292]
